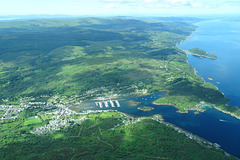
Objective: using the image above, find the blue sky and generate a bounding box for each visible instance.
[1,0,240,16]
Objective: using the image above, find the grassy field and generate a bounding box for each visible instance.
[24,117,41,126]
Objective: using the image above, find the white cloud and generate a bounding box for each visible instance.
[72,0,240,15]
[105,3,115,8]
[156,3,171,7]
[169,0,191,7]
[170,0,188,4]
[192,2,203,8]
[144,0,159,3]
[147,0,208,8]
[101,0,138,3]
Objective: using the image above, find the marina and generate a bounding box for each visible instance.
[95,100,121,108]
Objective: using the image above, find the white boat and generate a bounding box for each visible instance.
[219,119,228,122]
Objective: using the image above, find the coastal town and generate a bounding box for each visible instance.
[0,86,148,128]
[0,91,126,135]
[0,92,222,152]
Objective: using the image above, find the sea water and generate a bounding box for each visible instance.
[177,20,240,107]
[176,20,240,157]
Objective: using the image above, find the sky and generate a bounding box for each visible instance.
[0,0,240,16]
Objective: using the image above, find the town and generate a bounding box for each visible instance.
[0,90,223,152]
[0,94,124,135]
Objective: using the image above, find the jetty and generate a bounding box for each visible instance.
[109,100,115,107]
[115,100,120,107]
[95,100,120,108]
[104,101,109,108]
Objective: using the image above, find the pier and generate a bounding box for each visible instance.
[95,100,120,108]
[95,102,103,108]
[104,101,109,108]
[115,100,120,107]
[109,100,115,107]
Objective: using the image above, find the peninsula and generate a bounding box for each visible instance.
[188,48,217,59]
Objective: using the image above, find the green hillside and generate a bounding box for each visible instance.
[0,111,236,160]
[0,18,239,117]
[0,18,239,159]
[0,18,195,100]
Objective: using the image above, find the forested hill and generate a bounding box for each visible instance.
[0,18,195,101]
[0,18,239,118]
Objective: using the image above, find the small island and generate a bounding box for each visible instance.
[138,106,154,111]
[128,100,141,106]
[188,48,217,59]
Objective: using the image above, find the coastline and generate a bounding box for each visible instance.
[152,90,240,120]
[150,113,227,154]
[152,100,201,114]
[212,104,240,120]
[177,26,240,120]
[196,102,240,120]
[185,50,217,60]
[116,110,223,152]
[153,99,240,120]
[177,29,197,45]
[116,110,226,154]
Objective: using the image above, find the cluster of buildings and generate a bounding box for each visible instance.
[31,108,123,135]
[29,99,121,135]
[20,98,51,109]
[31,104,87,135]
[31,115,87,135]
[0,105,24,121]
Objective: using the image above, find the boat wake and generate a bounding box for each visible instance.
[219,119,229,123]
